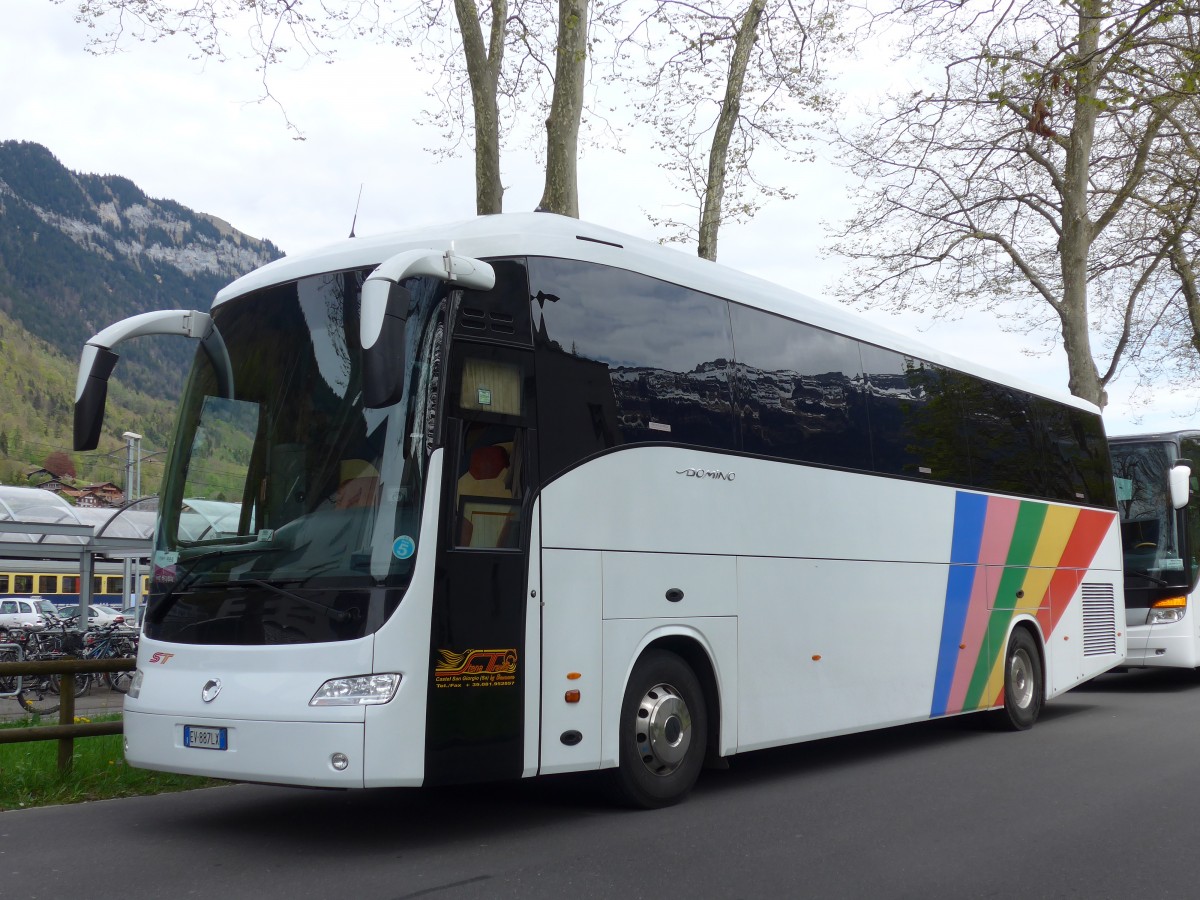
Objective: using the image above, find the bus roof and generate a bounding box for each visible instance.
[215,212,1098,415]
[1110,430,1200,443]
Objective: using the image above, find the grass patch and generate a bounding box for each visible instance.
[0,715,222,810]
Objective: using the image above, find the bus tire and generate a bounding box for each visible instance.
[609,649,707,809]
[996,628,1042,731]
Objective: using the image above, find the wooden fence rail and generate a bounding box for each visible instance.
[0,657,135,772]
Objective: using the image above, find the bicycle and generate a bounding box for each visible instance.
[83,624,139,694]
[14,618,93,716]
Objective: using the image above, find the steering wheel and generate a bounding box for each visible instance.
[1135,542,1157,550]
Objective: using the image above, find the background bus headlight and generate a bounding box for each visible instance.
[309,674,401,706]
[1147,597,1187,624]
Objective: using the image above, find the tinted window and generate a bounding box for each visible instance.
[730,303,871,469]
[530,258,736,479]
[861,346,971,482]
[958,381,1113,506]
[1058,405,1115,506]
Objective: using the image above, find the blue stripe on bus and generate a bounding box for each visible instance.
[930,492,988,717]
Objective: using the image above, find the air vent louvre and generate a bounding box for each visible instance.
[1081,583,1118,656]
[458,306,514,334]
[459,307,487,331]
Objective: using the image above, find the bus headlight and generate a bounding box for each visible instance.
[309,674,401,706]
[127,669,144,700]
[1147,597,1187,625]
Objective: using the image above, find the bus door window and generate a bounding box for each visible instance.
[452,355,528,550]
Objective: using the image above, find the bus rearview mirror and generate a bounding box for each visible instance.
[1170,461,1191,510]
[361,281,411,409]
[74,310,233,451]
[361,249,495,410]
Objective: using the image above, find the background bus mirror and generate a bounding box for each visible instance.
[1170,462,1191,509]
[362,281,410,409]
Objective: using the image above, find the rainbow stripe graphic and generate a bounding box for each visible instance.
[930,492,1114,717]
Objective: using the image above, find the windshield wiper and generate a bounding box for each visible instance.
[245,579,354,624]
[1128,569,1170,587]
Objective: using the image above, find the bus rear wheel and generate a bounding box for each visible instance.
[610,649,707,809]
[995,628,1043,731]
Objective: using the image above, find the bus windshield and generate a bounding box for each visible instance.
[146,269,447,645]
[1111,440,1190,589]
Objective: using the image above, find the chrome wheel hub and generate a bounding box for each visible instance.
[1010,648,1034,709]
[634,682,692,776]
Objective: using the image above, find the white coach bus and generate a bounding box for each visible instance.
[75,213,1124,807]
[1109,431,1200,668]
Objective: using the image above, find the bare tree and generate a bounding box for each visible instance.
[828,0,1200,408]
[538,0,591,215]
[623,0,838,259]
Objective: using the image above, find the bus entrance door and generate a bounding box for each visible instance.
[424,342,538,785]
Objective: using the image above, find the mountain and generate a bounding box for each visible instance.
[0,140,284,488]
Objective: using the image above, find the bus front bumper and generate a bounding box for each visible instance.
[1124,621,1200,669]
[123,710,367,788]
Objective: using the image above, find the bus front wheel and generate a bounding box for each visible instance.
[610,649,707,809]
[996,628,1043,731]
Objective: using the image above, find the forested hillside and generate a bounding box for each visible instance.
[0,140,283,494]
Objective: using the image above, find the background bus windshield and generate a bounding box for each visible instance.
[1112,440,1191,589]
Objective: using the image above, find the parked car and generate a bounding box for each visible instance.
[0,596,47,636]
[57,604,126,628]
[121,605,146,629]
[32,598,64,624]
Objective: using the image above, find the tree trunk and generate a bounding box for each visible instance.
[697,0,766,262]
[454,0,507,215]
[1058,0,1105,408]
[538,0,589,217]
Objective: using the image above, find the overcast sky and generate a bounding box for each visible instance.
[4,1,1197,435]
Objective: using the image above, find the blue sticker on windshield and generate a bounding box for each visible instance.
[392,536,416,560]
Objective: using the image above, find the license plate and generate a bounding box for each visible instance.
[184,725,228,750]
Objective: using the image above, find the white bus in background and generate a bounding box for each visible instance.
[74,213,1125,807]
[1109,432,1200,668]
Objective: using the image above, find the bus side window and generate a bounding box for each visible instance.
[0,575,9,593]
[93,576,104,595]
[13,575,32,594]
[62,576,79,594]
[37,575,57,595]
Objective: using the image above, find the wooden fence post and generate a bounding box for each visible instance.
[58,674,75,775]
